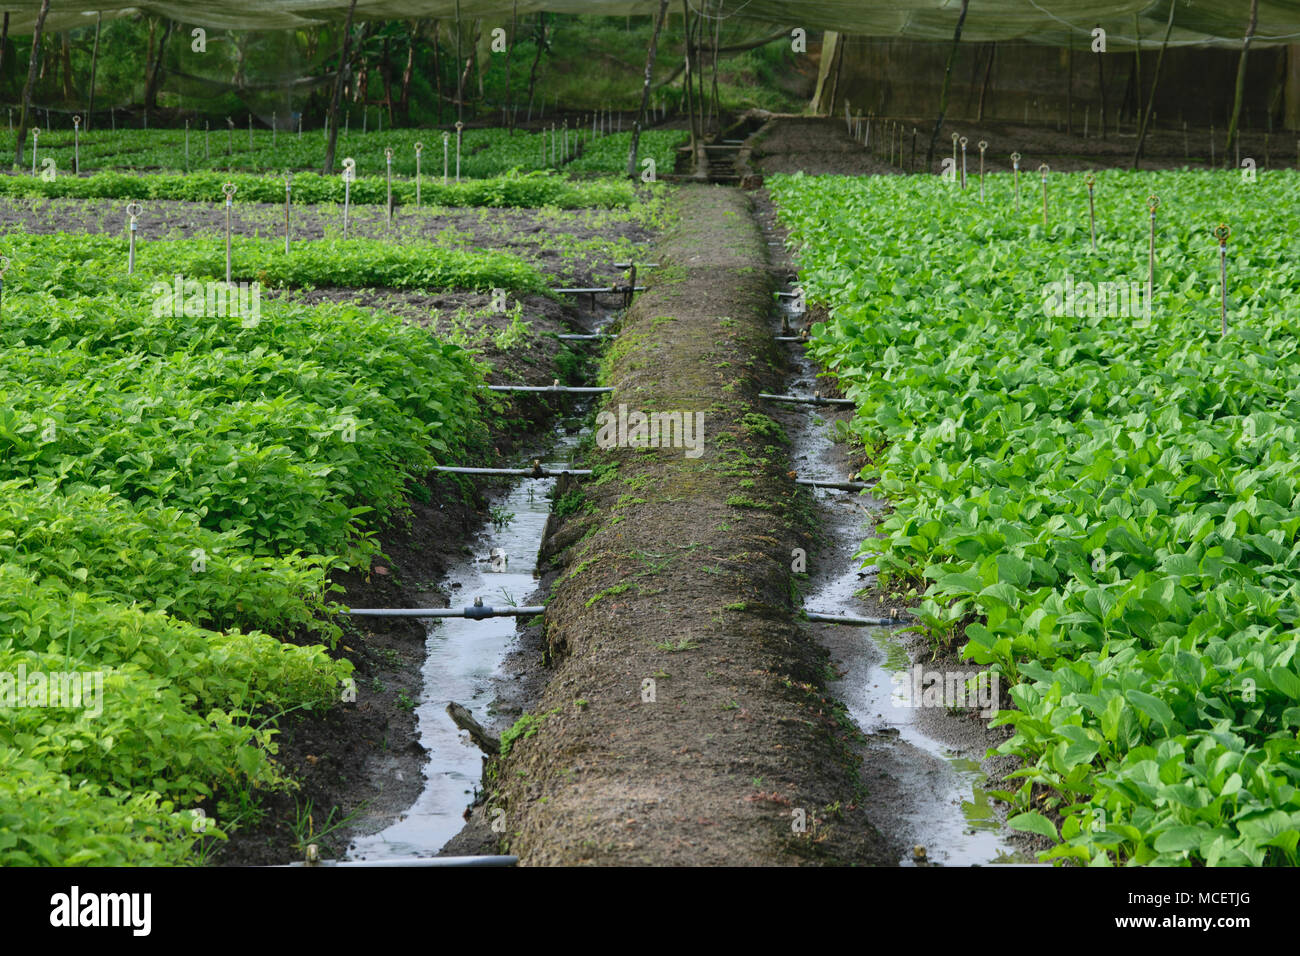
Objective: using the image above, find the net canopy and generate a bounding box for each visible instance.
[4,1,1300,49]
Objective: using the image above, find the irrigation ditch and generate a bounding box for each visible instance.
[395,180,1035,866]
[224,122,1042,868]
[756,198,1032,864]
[212,274,619,866]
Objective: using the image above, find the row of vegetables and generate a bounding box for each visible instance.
[771,168,1300,866]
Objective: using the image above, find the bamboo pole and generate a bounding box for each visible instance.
[629,0,670,179]
[1132,0,1177,169]
[322,0,358,175]
[926,0,971,168]
[14,0,51,168]
[1225,0,1261,163]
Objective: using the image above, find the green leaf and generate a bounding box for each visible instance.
[1008,811,1059,841]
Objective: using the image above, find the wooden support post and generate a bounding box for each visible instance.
[926,0,971,168]
[322,0,358,175]
[1132,1,1177,169]
[1226,0,1262,163]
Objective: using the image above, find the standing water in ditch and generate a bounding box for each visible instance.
[346,423,583,861]
[778,294,1031,866]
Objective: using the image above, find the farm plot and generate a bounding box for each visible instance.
[0,177,667,864]
[0,186,667,285]
[1,127,686,180]
[771,168,1300,866]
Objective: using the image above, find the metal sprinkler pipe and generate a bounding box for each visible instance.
[1085,174,1097,252]
[126,202,142,275]
[221,184,236,284]
[1215,223,1231,336]
[346,603,545,619]
[283,171,293,255]
[414,142,424,208]
[1147,194,1160,314]
[336,158,356,239]
[385,147,394,224]
[1039,163,1051,226]
[455,121,464,182]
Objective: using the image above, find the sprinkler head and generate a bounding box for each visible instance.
[221,182,236,199]
[73,115,81,128]
[1214,222,1231,245]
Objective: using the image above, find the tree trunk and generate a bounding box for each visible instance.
[504,2,517,131]
[1225,0,1261,163]
[1132,0,1177,169]
[825,34,843,116]
[1066,43,1073,134]
[0,14,9,97]
[694,2,706,134]
[628,0,669,177]
[143,18,156,102]
[710,0,722,132]
[400,22,417,116]
[432,20,442,122]
[926,0,971,168]
[15,0,51,167]
[144,20,173,110]
[1133,15,1142,124]
[1096,38,1107,139]
[455,0,463,123]
[86,12,100,130]
[525,13,545,120]
[681,1,703,175]
[60,30,72,101]
[382,35,393,125]
[322,0,358,175]
[977,41,996,121]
